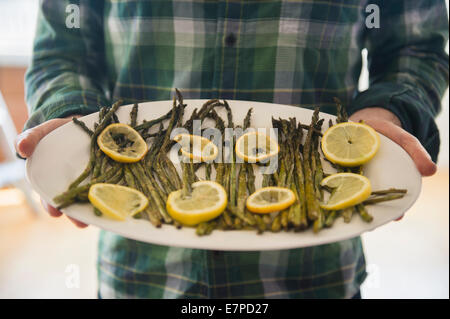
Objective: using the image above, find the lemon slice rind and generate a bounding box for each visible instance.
[246,186,295,214]
[173,133,219,162]
[97,123,148,163]
[321,122,380,167]
[88,183,149,221]
[319,173,372,210]
[166,181,227,226]
[235,131,280,163]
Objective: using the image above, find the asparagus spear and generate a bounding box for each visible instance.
[356,204,373,222]
[271,214,282,232]
[280,164,294,230]
[333,97,348,123]
[196,222,209,236]
[363,194,406,205]
[324,210,338,227]
[311,118,325,233]
[137,163,172,223]
[240,109,257,227]
[262,214,272,226]
[68,144,97,190]
[204,106,226,182]
[125,165,163,226]
[237,165,247,214]
[227,205,256,226]
[320,187,408,197]
[293,122,308,229]
[93,207,102,216]
[134,105,179,132]
[207,109,226,183]
[98,106,107,123]
[254,215,266,234]
[151,102,182,192]
[340,208,353,223]
[299,123,322,136]
[54,164,121,208]
[246,164,256,194]
[371,188,408,196]
[99,154,110,175]
[303,108,321,221]
[72,117,93,136]
[130,103,138,127]
[91,148,104,179]
[208,102,237,228]
[211,112,234,227]
[262,173,272,188]
[226,102,237,207]
[230,160,256,227]
[280,119,303,229]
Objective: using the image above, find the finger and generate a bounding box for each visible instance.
[41,199,63,217]
[361,119,437,177]
[67,216,89,228]
[40,199,88,227]
[15,118,74,158]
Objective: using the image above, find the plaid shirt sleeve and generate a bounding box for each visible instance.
[24,0,109,130]
[349,0,449,162]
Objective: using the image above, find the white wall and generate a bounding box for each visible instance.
[437,89,449,168]
[0,0,38,66]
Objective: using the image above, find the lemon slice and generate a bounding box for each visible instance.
[235,131,279,163]
[88,183,149,221]
[172,133,218,162]
[166,181,227,226]
[98,123,148,163]
[321,122,380,167]
[319,173,372,210]
[246,187,295,214]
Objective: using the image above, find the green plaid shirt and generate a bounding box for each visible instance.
[25,0,448,298]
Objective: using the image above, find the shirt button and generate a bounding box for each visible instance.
[225,33,236,47]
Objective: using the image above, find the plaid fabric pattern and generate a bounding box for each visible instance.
[25,0,448,298]
[97,231,366,298]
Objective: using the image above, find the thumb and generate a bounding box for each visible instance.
[15,118,74,158]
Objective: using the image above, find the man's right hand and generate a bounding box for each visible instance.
[15,118,88,228]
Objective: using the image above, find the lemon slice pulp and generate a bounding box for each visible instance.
[173,133,218,162]
[321,122,380,167]
[166,181,227,226]
[235,131,279,163]
[88,183,149,221]
[97,123,148,163]
[319,173,372,210]
[246,187,295,214]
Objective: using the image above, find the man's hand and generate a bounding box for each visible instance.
[15,118,88,228]
[349,107,437,177]
[349,108,437,222]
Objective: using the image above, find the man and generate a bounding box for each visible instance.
[16,1,448,298]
